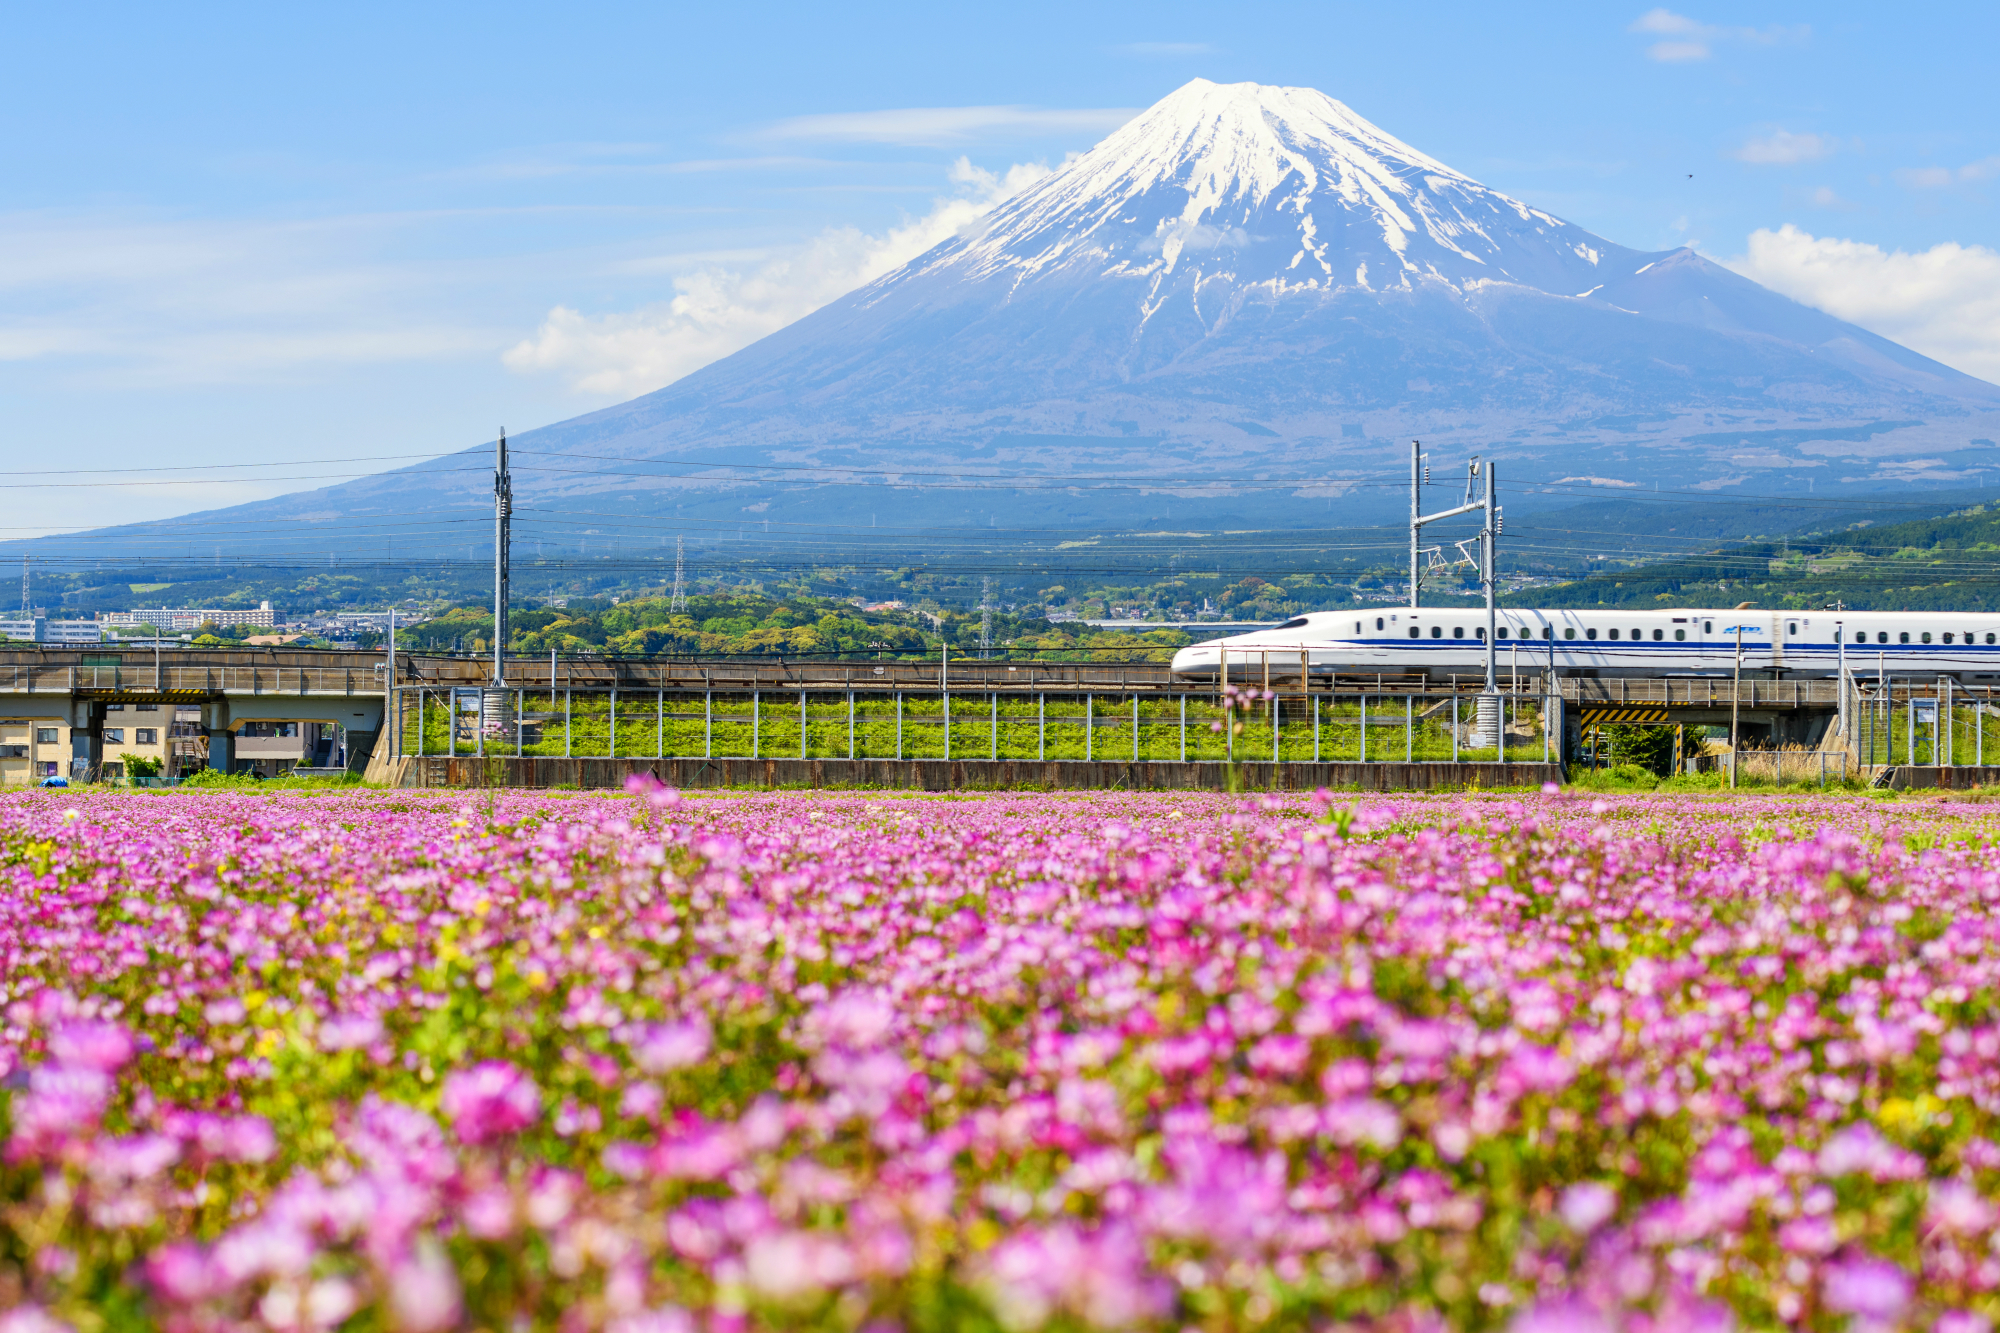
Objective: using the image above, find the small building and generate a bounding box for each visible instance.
[99,702,171,779]
[45,621,105,644]
[0,617,46,643]
[0,715,71,784]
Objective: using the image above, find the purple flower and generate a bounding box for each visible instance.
[439,1061,541,1144]
[388,1237,462,1332]
[1821,1256,1912,1320]
[1558,1182,1618,1233]
[46,1020,135,1072]
[627,1017,711,1073]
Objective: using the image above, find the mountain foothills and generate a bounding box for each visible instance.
[42,77,2000,557]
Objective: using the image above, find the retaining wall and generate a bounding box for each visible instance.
[397,756,1563,792]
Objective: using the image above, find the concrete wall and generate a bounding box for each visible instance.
[400,756,1564,792]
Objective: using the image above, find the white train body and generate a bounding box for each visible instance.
[1169,608,2000,681]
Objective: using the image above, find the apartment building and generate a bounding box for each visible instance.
[103,602,277,631]
[99,702,170,779]
[0,715,71,784]
[45,621,104,644]
[0,617,45,642]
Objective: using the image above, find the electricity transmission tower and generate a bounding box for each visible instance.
[670,536,688,613]
[979,577,993,657]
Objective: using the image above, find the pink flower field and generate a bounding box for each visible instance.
[2,783,2000,1333]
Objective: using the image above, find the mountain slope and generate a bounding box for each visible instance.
[28,78,2000,559]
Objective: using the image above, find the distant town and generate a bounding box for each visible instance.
[0,603,429,648]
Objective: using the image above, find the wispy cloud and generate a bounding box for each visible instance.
[502,159,1052,399]
[1629,9,1808,62]
[1725,223,2000,382]
[1733,130,1835,165]
[1895,156,2000,189]
[1810,185,1856,210]
[1113,42,1216,56]
[0,210,499,385]
[759,105,1137,147]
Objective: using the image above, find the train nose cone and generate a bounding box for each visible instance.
[1172,643,1217,674]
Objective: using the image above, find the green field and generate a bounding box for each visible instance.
[396,690,1553,765]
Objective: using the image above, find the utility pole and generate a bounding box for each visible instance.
[1408,442,1423,609]
[493,429,511,688]
[979,577,993,657]
[670,536,687,613]
[1729,624,1744,789]
[1410,449,1502,744]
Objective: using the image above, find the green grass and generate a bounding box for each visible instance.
[397,693,1556,765]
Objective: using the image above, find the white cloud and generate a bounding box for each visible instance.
[1725,223,2000,382]
[1629,9,1808,61]
[760,105,1136,147]
[1734,130,1835,165]
[1809,185,1855,210]
[502,158,1052,399]
[1895,155,2000,189]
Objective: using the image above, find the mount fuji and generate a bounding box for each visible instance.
[71,79,2000,549]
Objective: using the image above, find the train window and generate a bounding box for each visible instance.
[1674,629,1686,641]
[1409,627,1420,639]
[1922,632,1932,644]
[1653,629,1664,641]
[1497,627,1509,639]
[1475,627,1486,640]
[1833,630,1841,642]
[1564,628,1576,640]
[1787,622,1797,635]
[1945,633,1955,644]
[1990,634,1997,645]
[1585,628,1597,640]
[1900,632,1910,644]
[1879,632,1889,644]
[1608,628,1619,640]
[1704,620,1713,633]
[1375,617,1384,631]
[1631,628,1641,640]
[1356,622,1363,634]
[1431,626,1442,639]
[1452,627,1464,639]
[1543,628,1553,640]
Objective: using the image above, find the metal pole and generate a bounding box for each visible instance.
[518,688,524,757]
[1880,651,1887,767]
[704,690,712,759]
[1980,685,1985,768]
[941,645,949,761]
[565,683,572,758]
[1039,692,1045,760]
[800,688,807,760]
[1908,681,1915,766]
[1271,688,1279,762]
[1086,695,1093,761]
[387,608,399,761]
[1836,620,1847,741]
[1313,692,1320,762]
[1406,695,1413,762]
[848,690,855,760]
[1409,439,1421,611]
[416,688,424,758]
[1484,461,1498,696]
[1452,695,1459,762]
[1180,694,1187,762]
[753,689,760,758]
[1359,694,1368,763]
[656,688,663,759]
[492,429,510,692]
[609,686,617,758]
[1132,693,1138,762]
[1729,625,1743,789]
[896,692,902,760]
[994,692,1000,761]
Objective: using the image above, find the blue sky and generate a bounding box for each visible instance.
[5,0,1998,534]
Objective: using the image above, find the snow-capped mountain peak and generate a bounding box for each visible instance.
[921,78,1619,300]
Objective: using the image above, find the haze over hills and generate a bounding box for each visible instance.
[29,78,2000,560]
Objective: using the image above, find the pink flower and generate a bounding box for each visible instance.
[1821,1256,1911,1320]
[439,1062,541,1144]
[1558,1182,1618,1233]
[1247,1034,1309,1078]
[388,1238,462,1332]
[46,1020,135,1072]
[627,1017,711,1074]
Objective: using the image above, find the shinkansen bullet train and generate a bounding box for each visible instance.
[1169,608,2000,681]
